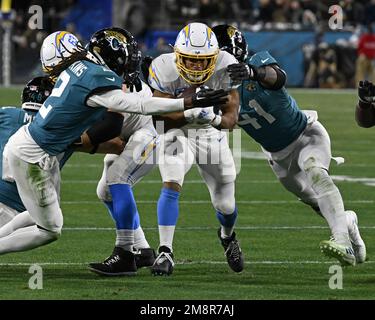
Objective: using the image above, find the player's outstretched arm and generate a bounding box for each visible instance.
[175,88,239,130]
[74,134,125,155]
[227,63,286,90]
[356,80,375,128]
[72,110,125,154]
[152,89,189,131]
[87,88,229,115]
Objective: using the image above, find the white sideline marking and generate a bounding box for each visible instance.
[0,260,373,267]
[241,151,267,160]
[61,200,374,205]
[61,226,375,231]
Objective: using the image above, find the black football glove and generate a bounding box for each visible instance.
[190,87,229,109]
[358,80,375,104]
[141,55,154,82]
[227,63,258,82]
[131,76,143,92]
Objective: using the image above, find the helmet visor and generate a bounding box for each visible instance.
[175,49,218,84]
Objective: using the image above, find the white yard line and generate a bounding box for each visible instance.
[288,88,356,94]
[331,175,375,187]
[61,199,374,205]
[61,226,375,231]
[0,260,372,266]
[61,180,280,184]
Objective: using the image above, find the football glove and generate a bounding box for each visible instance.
[358,80,375,104]
[141,56,154,82]
[126,73,142,92]
[184,107,221,127]
[227,63,257,82]
[190,87,228,109]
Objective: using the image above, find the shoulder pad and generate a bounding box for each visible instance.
[148,53,179,93]
[249,51,278,68]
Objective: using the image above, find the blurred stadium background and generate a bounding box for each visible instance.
[0,0,375,88]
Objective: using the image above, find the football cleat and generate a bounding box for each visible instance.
[319,237,356,266]
[151,246,175,276]
[218,229,244,273]
[346,210,367,264]
[134,248,156,268]
[88,247,137,276]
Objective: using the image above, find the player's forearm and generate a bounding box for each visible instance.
[219,113,237,130]
[88,89,185,115]
[218,90,239,130]
[154,112,188,132]
[258,66,286,90]
[355,102,375,128]
[95,137,125,155]
[74,134,125,154]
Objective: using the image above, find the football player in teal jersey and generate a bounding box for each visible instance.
[212,24,366,266]
[0,29,227,269]
[0,77,125,235]
[0,77,54,227]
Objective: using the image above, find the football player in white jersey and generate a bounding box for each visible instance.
[148,22,244,275]
[0,28,227,265]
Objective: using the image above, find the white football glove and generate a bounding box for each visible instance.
[184,107,222,126]
[184,107,203,123]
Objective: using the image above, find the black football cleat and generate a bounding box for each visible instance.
[134,248,156,268]
[88,247,137,276]
[151,246,175,276]
[218,229,244,273]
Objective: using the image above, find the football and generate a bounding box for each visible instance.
[177,85,199,98]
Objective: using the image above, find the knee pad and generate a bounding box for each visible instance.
[214,197,236,215]
[96,177,111,202]
[37,225,61,243]
[304,159,336,196]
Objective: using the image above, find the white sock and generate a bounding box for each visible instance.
[0,225,58,255]
[220,226,234,239]
[115,229,134,252]
[0,211,36,238]
[307,167,349,244]
[134,226,150,250]
[158,225,175,252]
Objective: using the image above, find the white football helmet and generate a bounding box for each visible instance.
[174,22,219,84]
[40,31,81,74]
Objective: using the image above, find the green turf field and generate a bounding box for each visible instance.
[0,87,374,300]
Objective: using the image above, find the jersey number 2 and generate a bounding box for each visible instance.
[39,71,71,119]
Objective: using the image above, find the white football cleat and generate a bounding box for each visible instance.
[346,210,367,264]
[319,236,356,267]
